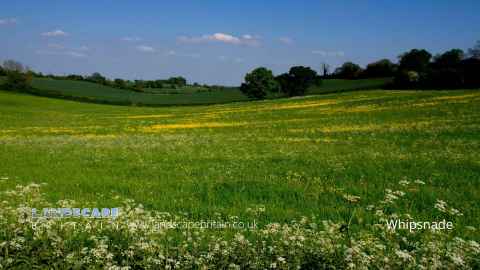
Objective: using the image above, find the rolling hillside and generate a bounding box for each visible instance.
[1,89,479,232]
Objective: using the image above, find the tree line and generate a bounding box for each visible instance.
[38,72,188,92]
[0,62,189,92]
[240,41,480,99]
[2,41,479,97]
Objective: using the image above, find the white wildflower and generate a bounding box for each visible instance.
[395,250,413,261]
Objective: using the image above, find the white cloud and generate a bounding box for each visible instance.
[0,18,17,25]
[136,45,155,53]
[41,29,68,37]
[178,33,260,46]
[122,36,142,42]
[312,50,345,57]
[279,37,294,45]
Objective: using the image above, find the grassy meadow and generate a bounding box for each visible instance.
[1,89,479,235]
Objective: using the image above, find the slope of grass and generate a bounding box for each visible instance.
[30,78,248,106]
[0,89,479,239]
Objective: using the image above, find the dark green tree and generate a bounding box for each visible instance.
[86,72,106,84]
[4,70,32,91]
[334,62,363,79]
[167,77,187,87]
[398,49,432,73]
[114,78,127,89]
[240,67,278,99]
[286,66,319,96]
[460,57,480,88]
[432,49,464,69]
[66,74,84,81]
[363,59,397,78]
[275,73,292,95]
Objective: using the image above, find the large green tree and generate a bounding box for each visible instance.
[286,66,319,96]
[398,49,432,73]
[4,71,32,91]
[334,62,363,79]
[240,67,278,99]
[363,59,397,78]
[432,49,464,69]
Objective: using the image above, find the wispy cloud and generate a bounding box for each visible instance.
[77,46,89,51]
[38,42,88,57]
[0,18,17,25]
[279,37,294,45]
[41,29,68,37]
[46,43,89,52]
[165,50,200,58]
[47,43,65,50]
[178,33,260,47]
[36,50,86,58]
[234,57,245,63]
[65,51,87,58]
[217,56,245,63]
[312,50,345,57]
[136,45,156,53]
[122,36,142,42]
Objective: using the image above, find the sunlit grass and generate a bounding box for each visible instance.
[0,89,479,240]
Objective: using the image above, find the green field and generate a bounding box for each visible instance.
[308,78,392,94]
[1,89,479,230]
[30,78,249,106]
[0,77,392,106]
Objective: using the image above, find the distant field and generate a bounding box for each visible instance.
[0,77,393,106]
[308,78,392,94]
[30,78,248,106]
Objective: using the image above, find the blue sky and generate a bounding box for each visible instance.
[1,0,479,85]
